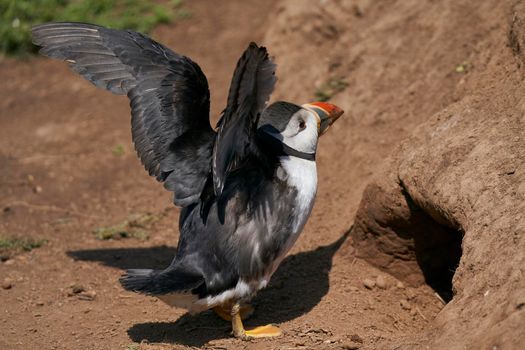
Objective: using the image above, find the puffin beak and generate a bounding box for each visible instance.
[302,102,344,135]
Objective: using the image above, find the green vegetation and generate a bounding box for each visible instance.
[112,143,125,156]
[0,236,47,260]
[92,212,162,240]
[0,0,190,55]
[314,77,349,102]
[455,61,471,73]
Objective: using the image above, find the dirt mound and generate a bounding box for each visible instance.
[268,0,525,348]
[354,79,525,348]
[350,4,525,350]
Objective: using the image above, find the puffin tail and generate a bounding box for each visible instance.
[119,269,158,293]
[119,266,204,295]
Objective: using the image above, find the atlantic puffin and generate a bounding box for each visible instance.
[32,22,343,339]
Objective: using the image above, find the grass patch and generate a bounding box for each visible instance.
[92,212,162,240]
[314,77,349,102]
[0,236,47,260]
[455,61,471,73]
[1,0,190,55]
[112,144,125,156]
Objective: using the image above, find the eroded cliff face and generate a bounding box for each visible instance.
[266,0,525,348]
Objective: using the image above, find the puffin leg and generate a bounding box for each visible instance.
[231,303,246,338]
[213,302,254,321]
[231,303,282,339]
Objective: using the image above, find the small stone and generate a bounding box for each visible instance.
[33,185,43,194]
[347,286,359,292]
[36,301,45,306]
[4,259,15,266]
[396,281,405,289]
[341,342,361,350]
[71,285,85,294]
[406,289,416,300]
[306,327,330,334]
[350,334,364,343]
[2,278,13,289]
[400,299,411,310]
[78,290,96,301]
[376,275,387,289]
[352,5,363,18]
[27,174,35,183]
[363,278,375,289]
[207,339,226,349]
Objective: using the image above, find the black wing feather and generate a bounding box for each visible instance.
[32,22,214,206]
[212,43,276,196]
[120,266,204,295]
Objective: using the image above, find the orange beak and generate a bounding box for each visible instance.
[302,102,344,135]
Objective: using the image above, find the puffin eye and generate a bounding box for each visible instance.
[298,120,306,130]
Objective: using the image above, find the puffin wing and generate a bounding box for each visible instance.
[212,43,276,196]
[32,22,215,206]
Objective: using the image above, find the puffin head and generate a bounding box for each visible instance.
[257,101,343,158]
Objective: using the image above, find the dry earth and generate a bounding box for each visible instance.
[1,0,523,349]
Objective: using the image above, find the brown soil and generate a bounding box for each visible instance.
[352,1,525,347]
[1,0,522,349]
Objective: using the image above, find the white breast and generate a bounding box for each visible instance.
[274,155,318,263]
[279,156,317,228]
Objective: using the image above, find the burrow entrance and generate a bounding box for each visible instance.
[402,188,464,302]
[352,181,464,302]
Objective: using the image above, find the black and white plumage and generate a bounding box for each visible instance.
[32,22,343,338]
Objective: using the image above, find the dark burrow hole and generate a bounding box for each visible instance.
[400,188,464,302]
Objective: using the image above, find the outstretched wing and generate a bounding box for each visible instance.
[212,43,276,196]
[32,22,215,206]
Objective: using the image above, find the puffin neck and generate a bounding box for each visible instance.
[256,129,316,161]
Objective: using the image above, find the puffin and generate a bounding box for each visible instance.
[32,22,343,339]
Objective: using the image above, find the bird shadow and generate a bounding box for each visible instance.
[67,230,349,346]
[67,245,176,270]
